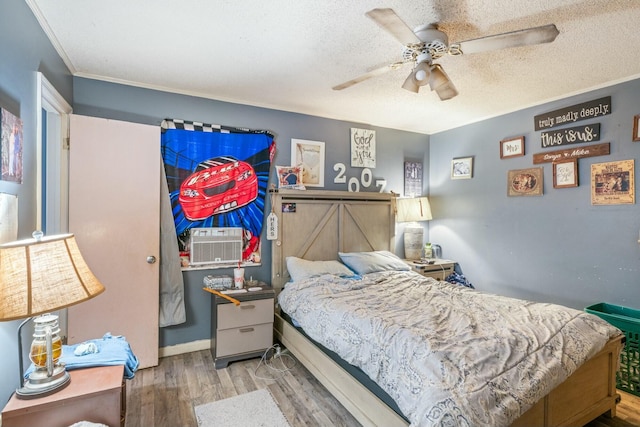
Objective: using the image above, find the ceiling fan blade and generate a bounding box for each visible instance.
[365,8,421,46]
[332,62,406,91]
[453,24,559,55]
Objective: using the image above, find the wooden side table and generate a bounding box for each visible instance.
[405,259,457,280]
[2,365,125,427]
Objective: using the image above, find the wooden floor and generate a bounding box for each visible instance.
[124,349,640,427]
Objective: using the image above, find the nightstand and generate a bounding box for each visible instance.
[210,285,275,369]
[406,259,456,280]
[1,365,125,427]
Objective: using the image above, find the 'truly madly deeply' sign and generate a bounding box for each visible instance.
[534,96,611,131]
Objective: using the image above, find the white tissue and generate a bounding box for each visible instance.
[74,342,99,356]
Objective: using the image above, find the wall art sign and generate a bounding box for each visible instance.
[350,128,376,168]
[540,123,600,148]
[404,161,422,197]
[507,167,543,197]
[0,108,23,184]
[591,159,634,205]
[500,136,525,159]
[633,115,640,142]
[534,96,611,131]
[532,142,610,164]
[291,138,325,187]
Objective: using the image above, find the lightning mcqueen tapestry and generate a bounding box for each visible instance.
[161,119,275,263]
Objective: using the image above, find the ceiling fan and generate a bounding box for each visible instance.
[333,8,559,100]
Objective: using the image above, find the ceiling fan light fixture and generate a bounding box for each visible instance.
[414,62,431,86]
[402,72,419,93]
[434,83,459,101]
[428,64,449,91]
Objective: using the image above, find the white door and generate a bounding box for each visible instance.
[67,114,160,369]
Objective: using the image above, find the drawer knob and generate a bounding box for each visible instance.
[240,305,255,310]
[239,328,255,333]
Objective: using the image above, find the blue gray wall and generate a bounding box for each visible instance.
[430,82,639,310]
[72,77,430,348]
[0,0,73,408]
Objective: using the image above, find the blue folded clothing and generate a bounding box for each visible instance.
[25,332,139,379]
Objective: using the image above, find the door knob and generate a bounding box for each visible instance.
[147,256,157,264]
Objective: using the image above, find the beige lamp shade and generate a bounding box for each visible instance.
[0,233,105,321]
[396,197,433,222]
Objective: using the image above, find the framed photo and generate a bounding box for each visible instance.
[291,138,325,187]
[404,161,422,197]
[633,115,640,142]
[0,108,23,183]
[553,159,578,189]
[275,165,305,190]
[350,128,376,168]
[500,136,525,159]
[507,167,543,196]
[591,159,635,205]
[451,157,473,180]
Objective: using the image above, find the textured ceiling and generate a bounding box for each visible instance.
[27,0,640,135]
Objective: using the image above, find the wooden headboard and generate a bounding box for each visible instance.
[270,189,397,291]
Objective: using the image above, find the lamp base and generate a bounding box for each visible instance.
[404,224,424,260]
[16,365,70,399]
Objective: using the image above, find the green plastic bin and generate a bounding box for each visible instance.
[585,302,640,397]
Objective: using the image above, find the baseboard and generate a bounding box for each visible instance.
[159,339,211,358]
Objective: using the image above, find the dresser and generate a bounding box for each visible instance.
[210,286,275,368]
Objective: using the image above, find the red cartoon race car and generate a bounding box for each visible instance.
[179,156,258,220]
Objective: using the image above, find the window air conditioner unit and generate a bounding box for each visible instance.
[189,227,243,265]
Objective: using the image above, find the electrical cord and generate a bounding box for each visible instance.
[253,343,297,380]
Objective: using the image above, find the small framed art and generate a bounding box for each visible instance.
[500,136,525,159]
[552,159,578,189]
[633,115,640,142]
[507,167,543,196]
[451,157,473,180]
[291,138,325,187]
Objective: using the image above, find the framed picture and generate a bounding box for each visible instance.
[553,159,578,188]
[591,159,635,205]
[500,136,525,159]
[275,165,305,190]
[633,115,640,142]
[507,167,543,196]
[404,161,422,197]
[291,139,325,187]
[451,157,473,180]
[0,107,23,183]
[350,128,376,168]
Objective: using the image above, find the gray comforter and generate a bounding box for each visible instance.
[277,270,620,426]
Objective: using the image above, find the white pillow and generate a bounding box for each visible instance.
[338,250,410,275]
[286,256,354,282]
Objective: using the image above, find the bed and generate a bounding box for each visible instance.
[270,189,623,427]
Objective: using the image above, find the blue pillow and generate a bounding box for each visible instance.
[338,250,410,275]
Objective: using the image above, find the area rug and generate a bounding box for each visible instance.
[194,388,292,427]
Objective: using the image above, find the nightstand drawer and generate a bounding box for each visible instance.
[216,322,273,357]
[217,298,274,330]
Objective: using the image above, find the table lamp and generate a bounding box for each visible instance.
[396,197,432,260]
[0,232,105,399]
